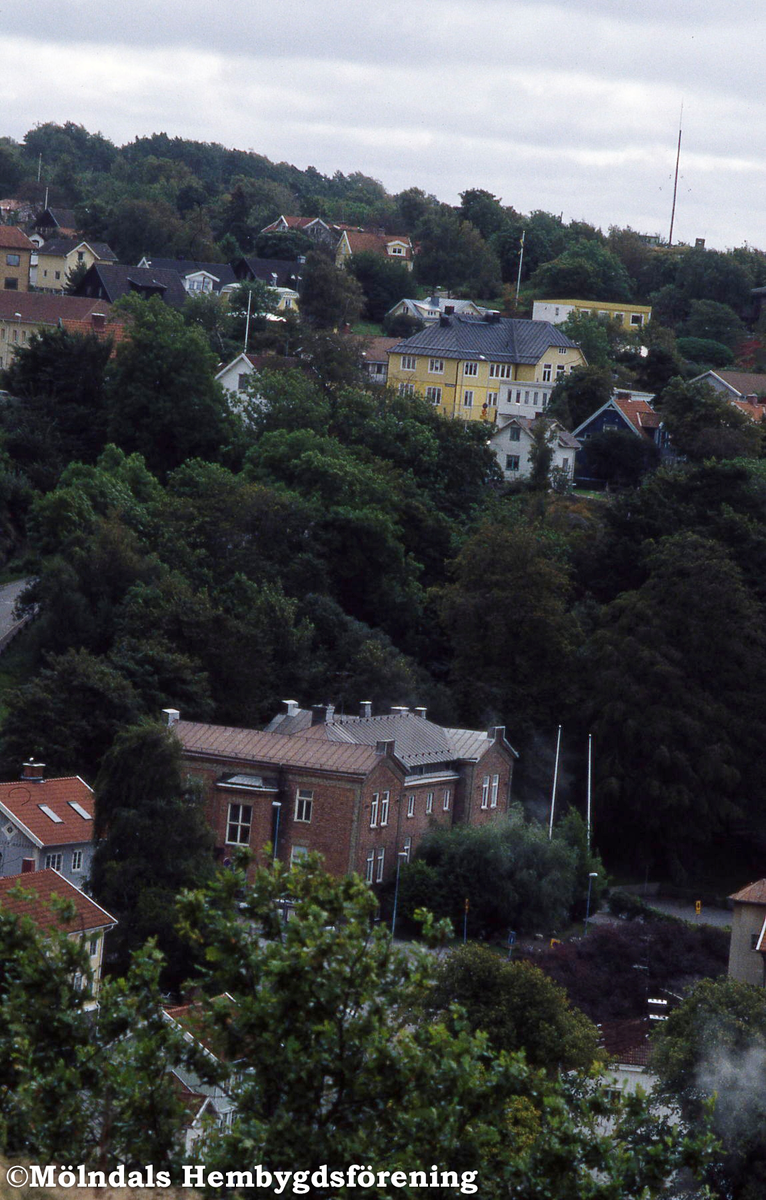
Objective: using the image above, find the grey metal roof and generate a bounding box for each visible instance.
[390,315,577,364]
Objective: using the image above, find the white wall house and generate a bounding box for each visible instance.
[490,415,580,483]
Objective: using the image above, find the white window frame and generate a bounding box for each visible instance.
[398,382,415,396]
[295,788,313,823]
[45,852,63,871]
[370,793,379,828]
[463,390,474,408]
[426,792,434,814]
[401,355,416,371]
[428,358,444,374]
[542,363,551,382]
[376,848,386,883]
[463,361,478,376]
[291,845,309,863]
[71,849,83,872]
[487,391,498,406]
[380,792,390,827]
[226,803,252,845]
[425,386,442,405]
[490,775,499,809]
[489,363,512,379]
[481,776,490,809]
[365,850,375,883]
[407,794,415,818]
[403,836,412,862]
[443,789,451,811]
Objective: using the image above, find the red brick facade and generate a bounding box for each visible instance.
[172,710,517,886]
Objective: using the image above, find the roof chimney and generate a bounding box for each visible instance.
[21,761,44,782]
[283,699,300,717]
[439,314,451,327]
[311,704,335,726]
[162,708,180,727]
[376,740,395,756]
[359,701,372,718]
[489,725,506,742]
[414,707,427,719]
[21,858,35,873]
[390,706,409,716]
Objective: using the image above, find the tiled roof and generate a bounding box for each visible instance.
[72,264,189,307]
[40,238,116,260]
[0,226,34,251]
[175,721,382,775]
[265,708,508,768]
[599,1019,652,1066]
[612,396,660,433]
[712,370,766,398]
[0,869,116,933]
[0,776,95,848]
[361,337,400,364]
[0,292,117,324]
[730,879,766,905]
[391,315,577,364]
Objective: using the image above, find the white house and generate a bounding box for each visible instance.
[490,414,580,483]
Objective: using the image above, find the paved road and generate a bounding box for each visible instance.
[0,578,31,644]
[644,897,732,928]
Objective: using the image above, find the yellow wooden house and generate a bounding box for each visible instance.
[387,313,586,422]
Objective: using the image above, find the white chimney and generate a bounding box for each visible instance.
[162,708,180,727]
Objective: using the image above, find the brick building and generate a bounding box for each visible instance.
[169,703,517,885]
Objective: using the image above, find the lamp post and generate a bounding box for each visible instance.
[391,850,409,940]
[584,871,598,935]
[271,801,282,864]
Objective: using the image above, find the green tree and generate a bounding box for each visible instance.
[105,295,235,476]
[346,250,413,322]
[681,298,745,349]
[458,189,508,239]
[578,428,660,488]
[429,946,600,1073]
[655,376,763,460]
[299,250,364,328]
[653,977,766,1200]
[178,855,711,1198]
[546,364,613,430]
[414,209,502,297]
[530,240,633,303]
[90,722,215,982]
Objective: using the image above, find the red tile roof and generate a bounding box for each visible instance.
[0,292,116,324]
[175,721,382,775]
[342,230,412,258]
[0,869,115,933]
[730,879,766,905]
[613,396,660,434]
[0,226,34,251]
[599,1018,652,1066]
[731,398,766,423]
[0,776,94,847]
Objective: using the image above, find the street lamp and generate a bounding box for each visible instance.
[391,849,409,940]
[271,801,282,864]
[584,871,599,935]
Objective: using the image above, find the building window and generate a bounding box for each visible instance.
[55,271,61,280]
[45,853,63,871]
[376,848,386,882]
[542,364,551,382]
[291,845,309,863]
[509,426,521,442]
[464,361,478,376]
[77,251,85,262]
[556,364,565,378]
[370,793,379,828]
[3,279,18,291]
[463,391,474,408]
[226,803,252,844]
[481,776,490,809]
[443,789,451,811]
[403,836,412,862]
[533,392,539,405]
[365,850,375,883]
[237,373,250,390]
[615,313,624,324]
[72,849,83,872]
[89,937,99,957]
[398,382,414,396]
[407,794,415,818]
[295,789,313,823]
[490,775,499,808]
[506,455,520,471]
[428,359,444,374]
[5,254,19,267]
[401,355,416,371]
[558,347,568,354]
[630,313,644,326]
[380,792,390,826]
[425,386,442,405]
[487,391,498,406]
[490,363,512,379]
[426,792,434,814]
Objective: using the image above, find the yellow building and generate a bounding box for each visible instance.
[387,313,586,422]
[36,238,117,293]
[532,298,652,330]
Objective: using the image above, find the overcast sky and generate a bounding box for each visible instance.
[2,0,765,250]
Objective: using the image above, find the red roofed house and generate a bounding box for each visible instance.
[0,225,34,292]
[728,878,766,986]
[572,389,673,483]
[0,291,126,370]
[0,868,116,1005]
[167,701,517,885]
[335,228,414,271]
[0,761,97,887]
